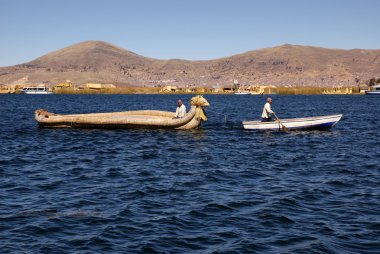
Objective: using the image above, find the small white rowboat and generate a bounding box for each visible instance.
[242,114,343,131]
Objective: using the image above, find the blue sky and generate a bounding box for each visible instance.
[1,0,379,66]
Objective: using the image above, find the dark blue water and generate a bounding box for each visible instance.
[0,94,379,253]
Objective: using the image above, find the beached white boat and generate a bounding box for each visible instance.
[21,86,52,94]
[242,114,343,131]
[35,96,209,130]
[365,85,380,95]
[234,92,251,95]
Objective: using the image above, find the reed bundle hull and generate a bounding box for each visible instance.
[35,96,209,130]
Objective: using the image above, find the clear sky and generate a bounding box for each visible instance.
[1,0,379,66]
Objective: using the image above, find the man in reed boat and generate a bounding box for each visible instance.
[174,99,187,118]
[261,97,275,122]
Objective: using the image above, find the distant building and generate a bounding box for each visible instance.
[160,86,177,93]
[222,86,235,93]
[101,84,116,89]
[195,87,207,93]
[323,87,352,94]
[0,84,16,94]
[236,85,265,94]
[54,81,73,89]
[212,88,223,93]
[78,83,116,90]
[358,84,369,94]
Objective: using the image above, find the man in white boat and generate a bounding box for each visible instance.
[174,99,187,118]
[261,97,276,122]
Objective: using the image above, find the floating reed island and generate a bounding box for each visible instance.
[50,84,364,95]
[35,95,210,130]
[3,81,373,95]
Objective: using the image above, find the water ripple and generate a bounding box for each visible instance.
[1,94,379,253]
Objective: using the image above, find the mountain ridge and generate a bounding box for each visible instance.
[1,41,379,87]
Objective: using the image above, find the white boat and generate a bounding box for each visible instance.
[234,92,251,95]
[21,86,52,94]
[365,85,380,95]
[242,114,343,131]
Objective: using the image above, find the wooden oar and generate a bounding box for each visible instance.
[274,113,288,131]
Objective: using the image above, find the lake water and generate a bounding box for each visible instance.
[0,94,379,253]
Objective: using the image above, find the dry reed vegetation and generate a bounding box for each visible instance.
[276,87,325,94]
[54,87,161,94]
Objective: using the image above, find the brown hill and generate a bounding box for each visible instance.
[1,41,379,87]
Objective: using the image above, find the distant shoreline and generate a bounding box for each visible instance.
[50,86,362,95]
[0,86,367,95]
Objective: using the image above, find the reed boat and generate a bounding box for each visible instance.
[35,96,209,130]
[242,114,343,131]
